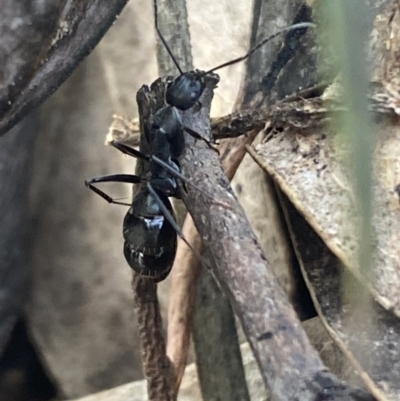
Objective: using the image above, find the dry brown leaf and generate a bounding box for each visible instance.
[282,196,400,401]
[243,2,400,397]
[248,109,400,315]
[246,0,400,317]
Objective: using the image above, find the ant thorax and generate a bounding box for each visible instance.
[151,105,184,159]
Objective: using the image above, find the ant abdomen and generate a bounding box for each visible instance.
[165,72,205,110]
[122,190,177,281]
[124,242,176,282]
[123,241,176,282]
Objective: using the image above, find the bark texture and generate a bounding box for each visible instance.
[0,0,130,136]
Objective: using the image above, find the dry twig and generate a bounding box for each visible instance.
[132,275,176,401]
[174,74,374,401]
[166,129,260,390]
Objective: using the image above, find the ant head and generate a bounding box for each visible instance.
[165,71,206,110]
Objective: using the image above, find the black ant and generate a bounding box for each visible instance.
[85,134,211,281]
[85,1,315,281]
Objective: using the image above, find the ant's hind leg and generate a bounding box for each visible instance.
[146,183,210,269]
[85,174,143,206]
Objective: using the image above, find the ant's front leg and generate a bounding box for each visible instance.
[183,126,220,155]
[109,141,150,161]
[85,174,143,206]
[150,155,232,210]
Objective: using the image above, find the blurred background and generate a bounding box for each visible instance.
[0,1,263,399]
[1,0,397,400]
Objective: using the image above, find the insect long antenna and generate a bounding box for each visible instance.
[202,22,316,76]
[153,0,184,75]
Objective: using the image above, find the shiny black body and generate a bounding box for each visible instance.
[95,3,219,279]
[123,188,177,281]
[151,105,185,158]
[149,77,214,155]
[85,75,216,281]
[85,126,184,281]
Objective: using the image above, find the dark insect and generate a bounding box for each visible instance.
[85,1,315,281]
[85,138,209,281]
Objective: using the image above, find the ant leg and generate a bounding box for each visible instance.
[111,141,205,196]
[184,126,220,155]
[85,174,143,206]
[109,142,232,209]
[109,142,226,206]
[151,155,232,209]
[110,141,150,161]
[151,155,204,194]
[146,183,210,269]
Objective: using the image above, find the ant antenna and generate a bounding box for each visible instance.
[202,22,316,76]
[153,0,183,75]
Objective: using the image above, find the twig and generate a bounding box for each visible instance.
[155,1,251,399]
[166,129,260,392]
[107,112,262,146]
[192,263,251,401]
[129,0,187,385]
[166,216,202,390]
[154,0,193,392]
[130,73,179,400]
[174,74,375,400]
[132,275,176,401]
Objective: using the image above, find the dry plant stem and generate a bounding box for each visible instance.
[211,110,267,139]
[108,110,271,148]
[177,75,372,400]
[192,263,251,401]
[132,0,192,392]
[166,217,203,390]
[220,129,261,179]
[132,274,177,401]
[155,0,193,75]
[156,0,194,389]
[166,130,259,390]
